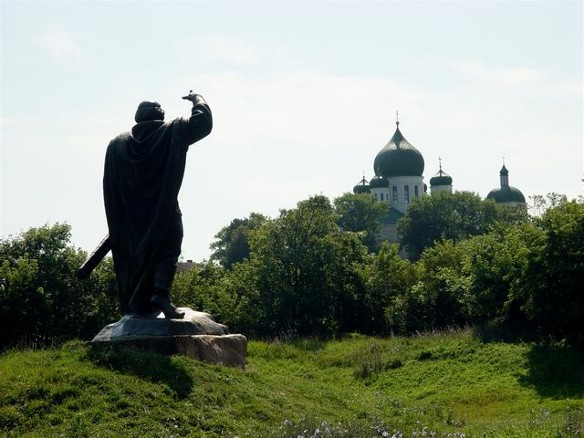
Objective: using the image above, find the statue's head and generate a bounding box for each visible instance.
[135,101,165,123]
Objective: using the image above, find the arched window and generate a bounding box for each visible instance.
[392,186,398,203]
[415,186,419,197]
[404,186,410,204]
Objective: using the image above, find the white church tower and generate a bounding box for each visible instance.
[360,116,426,244]
[429,158,453,194]
[373,117,425,214]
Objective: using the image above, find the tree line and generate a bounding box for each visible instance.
[1,192,582,349]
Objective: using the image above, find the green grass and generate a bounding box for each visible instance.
[0,330,583,437]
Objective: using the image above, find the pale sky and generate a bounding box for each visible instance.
[1,0,583,262]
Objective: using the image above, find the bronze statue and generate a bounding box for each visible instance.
[79,91,212,319]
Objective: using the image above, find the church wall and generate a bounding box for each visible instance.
[430,184,453,194]
[386,175,425,214]
[370,187,390,203]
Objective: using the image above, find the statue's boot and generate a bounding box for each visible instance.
[150,294,185,319]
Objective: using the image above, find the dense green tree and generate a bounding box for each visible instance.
[397,191,525,260]
[0,224,118,348]
[514,200,584,342]
[334,192,389,252]
[171,261,241,326]
[0,254,47,346]
[196,194,583,341]
[5,194,581,345]
[239,195,369,336]
[429,198,584,344]
[209,213,268,269]
[220,259,264,334]
[359,242,417,334]
[458,225,531,328]
[320,230,370,333]
[411,240,471,330]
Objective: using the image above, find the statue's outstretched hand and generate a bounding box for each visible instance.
[182,90,200,102]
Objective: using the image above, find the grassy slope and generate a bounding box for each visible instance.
[0,331,583,437]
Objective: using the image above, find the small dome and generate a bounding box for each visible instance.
[430,169,453,187]
[487,187,526,203]
[488,164,525,204]
[373,122,425,178]
[353,176,370,194]
[369,175,389,188]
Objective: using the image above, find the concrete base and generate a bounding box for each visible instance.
[91,308,247,368]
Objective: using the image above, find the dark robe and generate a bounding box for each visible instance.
[103,97,212,314]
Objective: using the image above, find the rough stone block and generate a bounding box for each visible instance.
[91,308,247,368]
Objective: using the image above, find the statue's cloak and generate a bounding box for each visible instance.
[103,104,211,313]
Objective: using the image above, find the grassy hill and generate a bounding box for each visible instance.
[1,330,583,437]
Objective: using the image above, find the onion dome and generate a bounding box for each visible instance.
[486,165,526,203]
[430,161,453,186]
[487,187,526,203]
[373,121,425,177]
[353,176,370,194]
[369,175,389,188]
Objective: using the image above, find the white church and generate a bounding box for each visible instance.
[352,118,526,244]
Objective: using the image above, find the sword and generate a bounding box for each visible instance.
[76,235,112,280]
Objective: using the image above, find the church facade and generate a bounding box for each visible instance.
[352,119,526,245]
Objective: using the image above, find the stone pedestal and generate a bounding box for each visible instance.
[92,308,247,368]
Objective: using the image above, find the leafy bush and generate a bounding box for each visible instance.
[514,200,584,343]
[171,261,244,328]
[0,223,119,348]
[359,242,418,334]
[384,241,471,334]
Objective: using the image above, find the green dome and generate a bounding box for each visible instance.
[487,164,525,204]
[373,122,425,177]
[369,175,389,188]
[353,184,370,194]
[487,186,526,203]
[353,177,370,194]
[430,169,452,186]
